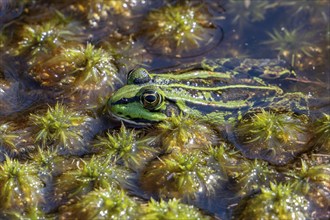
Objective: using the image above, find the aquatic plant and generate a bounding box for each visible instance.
[13,14,82,59]
[30,103,87,149]
[94,124,157,170]
[231,159,279,196]
[0,156,44,214]
[263,27,316,66]
[143,2,214,55]
[59,186,139,219]
[29,43,121,89]
[140,151,223,200]
[225,0,275,28]
[313,114,330,153]
[55,156,129,203]
[141,198,210,220]
[0,123,19,154]
[235,110,311,165]
[236,182,310,219]
[152,114,216,152]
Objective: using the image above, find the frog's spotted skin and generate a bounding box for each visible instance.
[107,58,307,126]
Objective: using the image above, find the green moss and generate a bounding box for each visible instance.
[94,124,157,171]
[152,114,216,152]
[60,186,139,219]
[143,2,212,54]
[141,198,210,220]
[0,156,44,214]
[263,27,316,66]
[313,114,330,153]
[237,182,310,219]
[30,103,87,149]
[140,151,223,199]
[55,156,130,202]
[235,110,311,165]
[0,123,19,154]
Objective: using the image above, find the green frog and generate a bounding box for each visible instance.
[107,58,309,126]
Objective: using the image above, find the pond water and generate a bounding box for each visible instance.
[0,0,329,219]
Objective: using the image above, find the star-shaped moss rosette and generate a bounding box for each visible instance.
[140,151,223,200]
[54,156,130,204]
[0,156,44,215]
[142,2,215,55]
[94,124,158,171]
[141,198,210,220]
[149,114,216,153]
[235,182,310,219]
[0,122,19,155]
[313,114,330,153]
[235,110,311,165]
[59,186,139,219]
[30,103,87,150]
[285,159,330,218]
[29,43,121,90]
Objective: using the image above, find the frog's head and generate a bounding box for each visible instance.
[107,68,179,126]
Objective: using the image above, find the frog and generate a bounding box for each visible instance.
[107,58,309,126]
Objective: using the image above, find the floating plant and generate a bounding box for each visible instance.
[151,114,216,152]
[54,156,130,204]
[29,103,87,150]
[94,124,157,171]
[141,198,210,220]
[0,122,19,155]
[263,27,316,67]
[235,182,310,219]
[235,110,311,165]
[142,2,215,55]
[29,43,121,90]
[59,186,139,219]
[140,151,223,200]
[313,114,330,153]
[0,156,44,215]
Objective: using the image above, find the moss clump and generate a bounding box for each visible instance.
[29,43,121,89]
[140,151,223,200]
[0,156,44,215]
[0,123,19,155]
[313,114,330,153]
[235,110,311,165]
[236,182,310,219]
[152,114,216,152]
[94,124,157,171]
[55,156,129,203]
[143,2,213,55]
[59,186,139,219]
[141,198,210,220]
[30,103,87,149]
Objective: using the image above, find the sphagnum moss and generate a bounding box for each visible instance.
[140,151,223,200]
[59,186,139,220]
[55,156,130,203]
[141,198,210,220]
[30,103,87,150]
[235,110,311,165]
[0,156,44,214]
[151,114,216,152]
[94,124,157,171]
[143,2,214,55]
[0,122,19,155]
[236,182,310,220]
[313,113,330,153]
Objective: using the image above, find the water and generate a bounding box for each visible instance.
[0,0,329,219]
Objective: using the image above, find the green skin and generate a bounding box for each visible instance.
[107,58,307,126]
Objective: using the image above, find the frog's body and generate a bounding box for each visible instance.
[107,58,308,126]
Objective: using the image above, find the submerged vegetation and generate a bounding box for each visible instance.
[0,0,328,219]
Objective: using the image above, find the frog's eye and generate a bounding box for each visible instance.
[140,89,163,110]
[127,68,151,85]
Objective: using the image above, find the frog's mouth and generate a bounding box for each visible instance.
[108,110,153,127]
